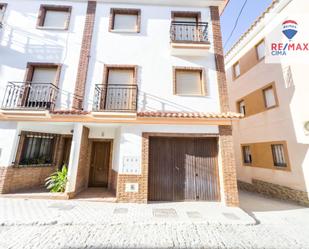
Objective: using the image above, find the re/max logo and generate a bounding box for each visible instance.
[271,43,309,56]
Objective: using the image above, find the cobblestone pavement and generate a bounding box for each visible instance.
[0,191,308,249]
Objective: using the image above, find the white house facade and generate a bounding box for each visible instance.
[0,0,241,206]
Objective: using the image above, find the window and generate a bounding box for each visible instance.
[238,100,246,115]
[242,146,252,164]
[233,62,240,78]
[263,86,277,108]
[109,8,141,32]
[37,5,72,30]
[174,68,205,96]
[271,144,287,167]
[0,3,7,28]
[256,40,265,60]
[19,132,56,166]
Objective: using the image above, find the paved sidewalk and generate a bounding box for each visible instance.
[0,197,255,226]
[0,191,309,249]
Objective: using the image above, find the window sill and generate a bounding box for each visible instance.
[265,105,278,110]
[174,94,207,97]
[36,26,68,31]
[110,29,139,33]
[13,164,55,168]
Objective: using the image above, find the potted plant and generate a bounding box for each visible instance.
[45,165,68,193]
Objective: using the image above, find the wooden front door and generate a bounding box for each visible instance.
[148,137,220,202]
[89,141,111,187]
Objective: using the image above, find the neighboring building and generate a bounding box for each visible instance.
[0,0,240,206]
[225,0,309,205]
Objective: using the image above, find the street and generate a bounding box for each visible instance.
[0,191,309,249]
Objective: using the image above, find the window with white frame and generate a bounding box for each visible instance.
[256,40,265,60]
[110,8,141,32]
[175,69,204,96]
[242,146,252,164]
[263,86,277,108]
[271,144,287,167]
[238,100,246,115]
[233,62,240,78]
[37,5,71,30]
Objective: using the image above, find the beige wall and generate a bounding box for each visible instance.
[227,60,309,192]
[225,0,309,194]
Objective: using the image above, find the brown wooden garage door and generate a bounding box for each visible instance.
[148,137,220,201]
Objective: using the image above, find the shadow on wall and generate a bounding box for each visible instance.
[0,25,65,70]
[0,0,85,72]
[138,91,199,112]
[282,65,309,193]
[84,89,203,113]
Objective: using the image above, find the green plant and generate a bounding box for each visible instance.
[45,165,68,193]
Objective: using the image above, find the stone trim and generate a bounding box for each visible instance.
[109,8,141,33]
[73,1,96,110]
[219,125,239,206]
[210,6,230,113]
[73,126,90,194]
[238,179,309,207]
[36,4,72,30]
[172,66,207,96]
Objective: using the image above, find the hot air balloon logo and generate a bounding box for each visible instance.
[282,20,298,40]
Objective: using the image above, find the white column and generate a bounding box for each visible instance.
[0,122,18,167]
[66,123,83,193]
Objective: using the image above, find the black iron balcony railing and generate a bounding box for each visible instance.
[93,84,138,112]
[170,21,209,43]
[2,82,59,111]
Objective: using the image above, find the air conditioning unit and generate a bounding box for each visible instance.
[304,121,309,135]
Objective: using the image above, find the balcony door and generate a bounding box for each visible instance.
[104,67,136,111]
[22,63,61,110]
[172,12,200,42]
[26,67,57,108]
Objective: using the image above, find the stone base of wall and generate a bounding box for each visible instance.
[0,166,57,194]
[116,174,147,203]
[109,169,118,194]
[238,179,309,207]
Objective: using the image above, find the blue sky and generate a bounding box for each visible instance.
[221,0,272,53]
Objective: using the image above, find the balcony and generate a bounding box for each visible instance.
[1,82,59,111]
[93,84,138,113]
[170,21,210,56]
